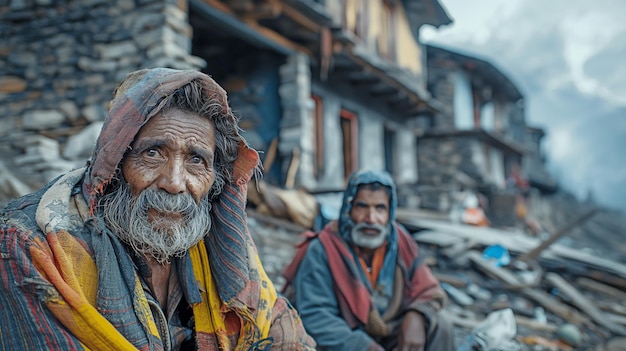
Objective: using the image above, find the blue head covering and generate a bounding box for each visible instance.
[338,169,397,241]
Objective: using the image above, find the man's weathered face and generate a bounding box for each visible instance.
[122,107,217,205]
[100,107,218,263]
[349,188,390,249]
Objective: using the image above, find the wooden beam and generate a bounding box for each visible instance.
[240,2,282,21]
[517,209,598,263]
[521,288,591,326]
[281,2,322,32]
[545,272,626,335]
[202,0,233,14]
[576,277,626,300]
[241,18,312,55]
[344,51,425,107]
[465,251,523,287]
[200,0,311,55]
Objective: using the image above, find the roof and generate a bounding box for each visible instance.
[426,44,524,101]
[420,128,528,155]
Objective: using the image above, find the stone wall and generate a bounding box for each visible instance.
[426,61,455,130]
[0,0,205,205]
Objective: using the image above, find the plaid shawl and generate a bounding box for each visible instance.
[0,68,315,350]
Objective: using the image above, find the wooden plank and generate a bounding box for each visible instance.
[433,272,468,288]
[414,230,463,248]
[281,2,321,32]
[200,0,312,55]
[517,209,598,263]
[515,315,558,333]
[595,300,626,317]
[576,277,626,300]
[442,309,558,333]
[520,288,590,325]
[584,268,626,287]
[442,238,478,259]
[465,250,523,287]
[242,18,312,55]
[545,272,626,335]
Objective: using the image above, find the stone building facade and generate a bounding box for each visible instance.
[0,0,204,205]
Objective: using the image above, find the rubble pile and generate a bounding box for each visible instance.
[415,229,626,350]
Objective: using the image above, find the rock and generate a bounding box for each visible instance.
[22,110,66,130]
[557,323,581,347]
[63,121,103,159]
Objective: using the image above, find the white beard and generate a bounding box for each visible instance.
[100,182,212,264]
[350,222,388,249]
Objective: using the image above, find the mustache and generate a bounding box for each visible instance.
[352,222,386,234]
[138,189,197,215]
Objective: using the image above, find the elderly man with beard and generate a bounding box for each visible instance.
[282,170,455,351]
[0,68,315,351]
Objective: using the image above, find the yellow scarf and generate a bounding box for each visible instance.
[32,232,275,350]
[30,169,275,350]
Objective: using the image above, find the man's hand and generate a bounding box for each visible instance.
[396,310,427,351]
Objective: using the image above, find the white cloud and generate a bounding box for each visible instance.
[421,0,626,213]
[559,10,626,105]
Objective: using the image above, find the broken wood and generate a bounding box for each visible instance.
[285,146,300,189]
[433,272,469,288]
[466,250,523,287]
[515,315,558,333]
[517,209,598,263]
[520,288,591,326]
[585,269,626,290]
[443,308,558,333]
[262,137,279,170]
[442,238,478,259]
[545,272,626,335]
[595,301,626,318]
[576,277,626,301]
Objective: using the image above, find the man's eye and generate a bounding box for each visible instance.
[190,155,204,164]
[145,148,159,157]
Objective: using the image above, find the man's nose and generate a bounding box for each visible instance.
[364,208,377,223]
[157,159,186,194]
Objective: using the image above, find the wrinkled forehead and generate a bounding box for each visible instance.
[351,187,391,210]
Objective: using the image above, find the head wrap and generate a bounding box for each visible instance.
[338,169,397,242]
[84,68,241,206]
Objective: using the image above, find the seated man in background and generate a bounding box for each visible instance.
[283,170,455,351]
[0,67,315,350]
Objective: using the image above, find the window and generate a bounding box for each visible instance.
[481,102,494,131]
[342,0,368,40]
[340,109,359,182]
[384,126,395,175]
[312,95,325,179]
[454,71,473,129]
[380,1,397,62]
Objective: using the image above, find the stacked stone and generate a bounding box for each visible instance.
[0,0,206,204]
[416,137,459,211]
[278,53,315,188]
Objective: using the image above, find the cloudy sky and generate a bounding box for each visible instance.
[421,0,626,214]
